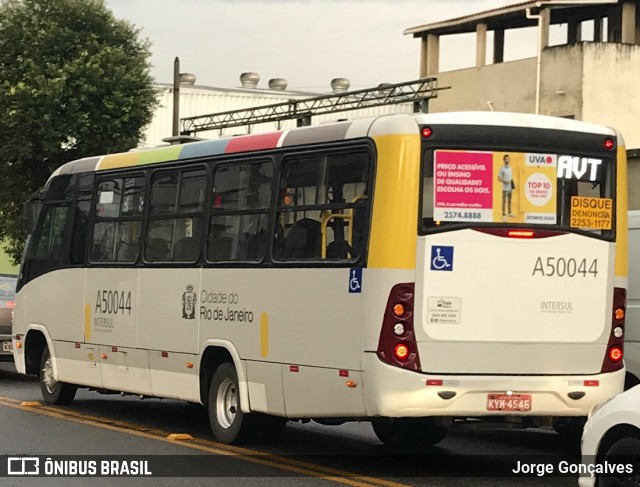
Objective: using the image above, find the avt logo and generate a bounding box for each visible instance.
[557,155,602,181]
[526,153,556,166]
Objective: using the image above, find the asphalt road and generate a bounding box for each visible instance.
[0,361,583,487]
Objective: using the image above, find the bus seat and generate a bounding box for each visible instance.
[245,230,267,260]
[116,239,139,262]
[283,218,321,259]
[326,240,352,259]
[208,236,234,261]
[173,237,200,261]
[145,237,170,261]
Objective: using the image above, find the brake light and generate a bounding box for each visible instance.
[601,287,626,373]
[507,230,535,239]
[377,283,421,371]
[608,346,623,363]
[394,343,410,361]
[6,301,15,309]
[604,138,615,150]
[474,228,564,239]
[422,127,433,138]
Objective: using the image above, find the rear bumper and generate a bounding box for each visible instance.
[363,353,625,418]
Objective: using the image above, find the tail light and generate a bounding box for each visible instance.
[474,228,564,239]
[376,283,421,371]
[6,301,15,309]
[601,287,625,373]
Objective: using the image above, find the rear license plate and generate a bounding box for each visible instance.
[486,393,532,412]
[2,341,12,352]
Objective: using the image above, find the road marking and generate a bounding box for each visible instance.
[0,395,407,487]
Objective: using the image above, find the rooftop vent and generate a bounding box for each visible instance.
[240,72,260,88]
[330,78,350,93]
[179,73,196,85]
[268,78,288,90]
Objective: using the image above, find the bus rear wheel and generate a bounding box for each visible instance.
[39,347,77,405]
[372,418,448,446]
[208,362,253,444]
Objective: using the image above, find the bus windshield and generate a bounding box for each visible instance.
[420,148,614,238]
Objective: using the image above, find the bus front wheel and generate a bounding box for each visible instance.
[208,362,253,444]
[372,418,448,446]
[39,348,77,405]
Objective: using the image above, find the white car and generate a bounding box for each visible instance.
[579,385,640,487]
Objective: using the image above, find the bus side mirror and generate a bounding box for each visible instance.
[22,200,42,235]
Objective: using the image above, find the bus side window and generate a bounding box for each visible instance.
[275,150,369,263]
[31,206,69,261]
[69,174,94,265]
[146,168,206,263]
[91,175,145,264]
[207,161,272,262]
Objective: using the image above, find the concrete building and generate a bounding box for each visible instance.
[404,0,640,208]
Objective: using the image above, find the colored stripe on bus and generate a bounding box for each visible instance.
[137,145,184,165]
[84,123,357,173]
[98,151,140,170]
[225,132,283,154]
[282,122,352,147]
[179,138,230,160]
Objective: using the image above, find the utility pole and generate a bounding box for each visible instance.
[172,57,180,136]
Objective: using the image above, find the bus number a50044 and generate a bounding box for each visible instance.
[532,257,598,278]
[95,290,132,315]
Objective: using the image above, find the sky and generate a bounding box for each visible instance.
[104,0,544,92]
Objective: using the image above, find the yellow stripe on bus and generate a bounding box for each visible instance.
[368,133,420,270]
[84,303,91,342]
[260,312,269,358]
[98,152,139,170]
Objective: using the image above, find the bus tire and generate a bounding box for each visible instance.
[599,436,640,487]
[208,362,252,444]
[39,347,77,405]
[372,418,447,446]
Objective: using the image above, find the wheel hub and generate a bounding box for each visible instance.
[216,377,238,429]
[42,357,57,393]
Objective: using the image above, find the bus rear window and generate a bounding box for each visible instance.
[420,149,614,238]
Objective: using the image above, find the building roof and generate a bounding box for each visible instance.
[404,0,618,37]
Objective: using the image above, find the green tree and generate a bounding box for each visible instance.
[0,0,158,262]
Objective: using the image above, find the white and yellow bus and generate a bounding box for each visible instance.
[13,112,628,444]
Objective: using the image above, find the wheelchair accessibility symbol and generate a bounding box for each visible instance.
[430,246,454,271]
[349,268,362,293]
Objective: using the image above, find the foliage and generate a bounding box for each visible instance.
[0,0,158,262]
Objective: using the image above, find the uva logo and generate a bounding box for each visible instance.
[527,154,556,166]
[182,284,197,319]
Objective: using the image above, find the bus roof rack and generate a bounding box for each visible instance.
[180,77,446,136]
